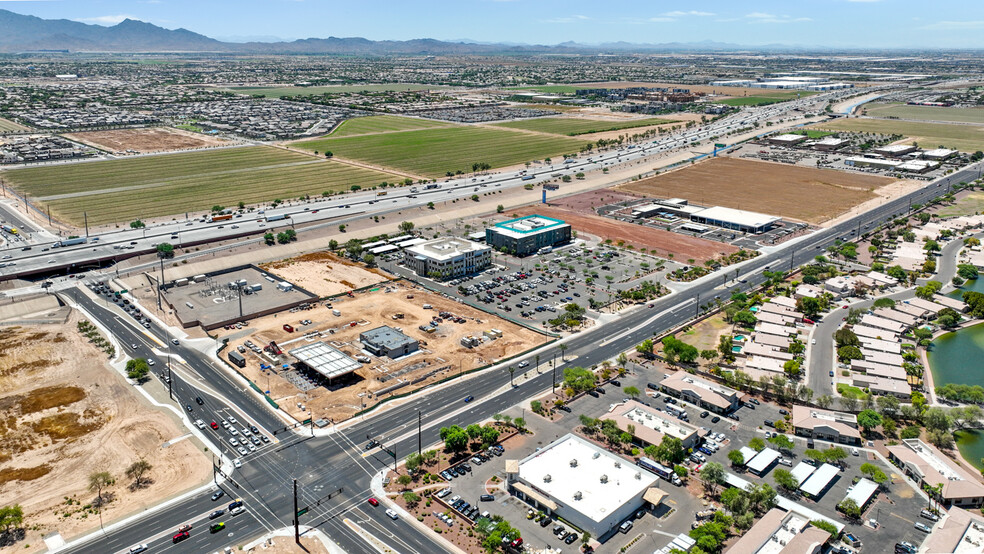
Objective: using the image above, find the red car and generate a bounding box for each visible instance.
[210,421,219,430]
[511,537,524,548]
[172,531,190,543]
[368,497,379,507]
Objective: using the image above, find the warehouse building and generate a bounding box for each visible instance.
[923,148,958,160]
[873,144,917,157]
[844,156,902,170]
[689,206,781,234]
[767,134,808,147]
[486,215,572,256]
[403,237,491,280]
[814,137,849,151]
[360,326,419,359]
[506,434,659,539]
[288,341,362,384]
[887,439,984,508]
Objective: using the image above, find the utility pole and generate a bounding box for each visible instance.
[417,410,422,457]
[694,292,700,319]
[789,249,796,272]
[84,212,89,238]
[551,352,557,392]
[293,479,300,545]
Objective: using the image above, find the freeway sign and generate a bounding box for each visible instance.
[714,143,726,148]
[296,507,308,517]
[302,418,312,425]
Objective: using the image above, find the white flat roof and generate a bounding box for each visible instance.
[844,478,879,508]
[405,237,490,261]
[740,447,758,465]
[370,244,400,255]
[791,462,816,485]
[397,237,428,248]
[799,463,840,497]
[288,341,361,380]
[693,205,781,228]
[516,434,656,524]
[746,448,781,474]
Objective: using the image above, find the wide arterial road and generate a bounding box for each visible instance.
[57,161,979,553]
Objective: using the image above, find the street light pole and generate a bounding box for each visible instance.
[293,479,300,545]
[417,410,422,457]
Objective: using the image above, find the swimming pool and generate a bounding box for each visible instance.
[733,335,746,342]
[732,346,743,353]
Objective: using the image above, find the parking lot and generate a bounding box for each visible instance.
[383,239,681,330]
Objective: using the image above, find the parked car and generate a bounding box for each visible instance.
[914,522,933,533]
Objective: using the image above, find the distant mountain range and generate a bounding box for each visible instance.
[0,8,818,54]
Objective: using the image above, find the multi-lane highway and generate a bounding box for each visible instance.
[0,88,859,281]
[52,151,980,553]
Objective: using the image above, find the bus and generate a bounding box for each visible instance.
[637,457,672,480]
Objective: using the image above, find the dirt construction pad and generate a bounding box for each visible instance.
[513,205,738,263]
[0,315,210,549]
[63,127,230,154]
[616,157,897,224]
[214,281,548,423]
[259,251,390,297]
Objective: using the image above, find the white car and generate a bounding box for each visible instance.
[247,443,256,452]
[231,506,246,516]
[229,438,239,447]
[237,446,248,456]
[233,458,242,468]
[129,545,148,554]
[195,419,205,429]
[230,428,239,436]
[229,416,238,424]
[385,509,399,520]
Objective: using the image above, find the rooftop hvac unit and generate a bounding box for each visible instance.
[570,459,578,467]
[544,474,552,483]
[600,474,608,483]
[592,452,600,459]
[574,491,582,500]
[645,414,652,420]
[614,461,621,468]
[635,472,641,480]
[780,540,786,546]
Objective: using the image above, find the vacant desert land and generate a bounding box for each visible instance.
[513,205,737,263]
[0,318,209,547]
[328,115,454,137]
[862,103,984,125]
[617,157,895,224]
[493,116,679,136]
[218,283,547,422]
[63,127,230,153]
[260,251,390,297]
[511,81,822,99]
[293,126,588,178]
[718,92,814,107]
[2,145,399,225]
[811,118,984,153]
[0,117,29,132]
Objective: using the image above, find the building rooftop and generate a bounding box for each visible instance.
[725,508,831,554]
[491,215,568,239]
[887,439,984,500]
[661,372,740,411]
[844,478,879,509]
[922,506,984,553]
[288,341,361,380]
[692,205,782,229]
[515,434,656,525]
[799,463,840,497]
[406,237,490,261]
[361,326,416,350]
[746,448,781,474]
[791,462,816,486]
[792,406,861,438]
[600,400,699,445]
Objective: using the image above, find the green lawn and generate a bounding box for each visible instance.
[811,118,984,153]
[719,91,816,107]
[227,84,440,98]
[507,85,579,95]
[789,129,836,138]
[862,103,984,125]
[2,146,399,225]
[328,115,454,137]
[0,117,28,132]
[293,126,588,178]
[492,116,679,136]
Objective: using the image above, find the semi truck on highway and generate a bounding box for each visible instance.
[0,225,17,235]
[206,214,234,223]
[521,175,535,181]
[425,184,440,189]
[54,237,87,247]
[265,214,287,222]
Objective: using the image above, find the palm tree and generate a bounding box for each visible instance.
[535,354,540,372]
[508,366,515,386]
[559,344,568,362]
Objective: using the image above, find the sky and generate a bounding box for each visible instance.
[3,0,984,49]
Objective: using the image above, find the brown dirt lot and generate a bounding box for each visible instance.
[616,157,897,224]
[511,205,737,263]
[63,127,230,154]
[0,316,210,550]
[546,189,643,212]
[259,251,389,297]
[215,282,548,423]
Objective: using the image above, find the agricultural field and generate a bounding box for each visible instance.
[293,126,588,178]
[811,118,984,153]
[507,85,580,95]
[328,115,454,137]
[0,117,28,132]
[2,145,399,225]
[227,83,440,97]
[492,116,679,136]
[616,157,894,224]
[862,102,984,124]
[719,91,815,107]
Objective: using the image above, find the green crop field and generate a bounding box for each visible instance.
[329,115,454,137]
[0,117,28,132]
[789,129,836,138]
[294,126,588,178]
[2,146,399,225]
[492,116,679,136]
[862,102,984,124]
[811,118,984,153]
[719,91,817,107]
[508,85,579,95]
[227,83,440,98]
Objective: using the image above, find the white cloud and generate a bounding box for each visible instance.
[921,20,984,30]
[545,14,589,23]
[75,14,138,25]
[661,10,715,17]
[745,12,811,23]
[648,17,675,22]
